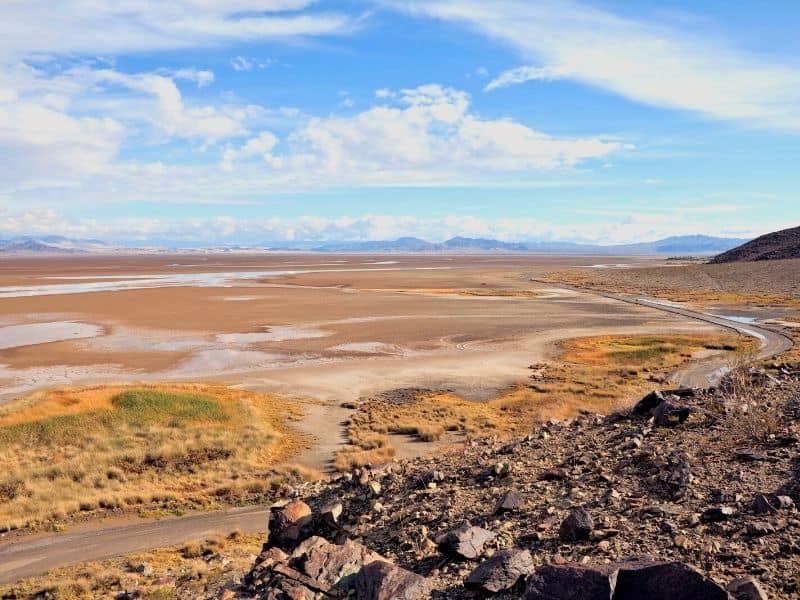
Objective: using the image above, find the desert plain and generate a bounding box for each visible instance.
[1,252,799,594]
[0,253,783,470]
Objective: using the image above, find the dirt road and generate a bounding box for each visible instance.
[630,296,793,387]
[0,506,270,585]
[532,280,794,387]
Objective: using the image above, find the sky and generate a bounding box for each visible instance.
[1,0,799,245]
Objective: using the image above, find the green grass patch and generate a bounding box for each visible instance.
[110,390,230,426]
[0,390,230,448]
[608,344,674,363]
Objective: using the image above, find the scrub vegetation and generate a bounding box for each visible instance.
[0,384,312,532]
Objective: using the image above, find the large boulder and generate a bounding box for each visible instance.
[632,391,692,426]
[293,536,385,591]
[613,560,730,600]
[247,536,386,597]
[355,560,431,600]
[525,563,617,600]
[633,391,666,415]
[525,560,731,600]
[437,523,497,559]
[466,548,535,593]
[268,500,313,550]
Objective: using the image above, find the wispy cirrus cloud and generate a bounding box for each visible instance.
[0,1,355,60]
[390,0,800,130]
[484,66,567,92]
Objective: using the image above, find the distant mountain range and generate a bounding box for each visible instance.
[0,234,749,256]
[711,225,800,263]
[290,234,749,255]
[0,236,109,254]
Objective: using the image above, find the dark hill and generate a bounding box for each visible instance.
[711,225,800,263]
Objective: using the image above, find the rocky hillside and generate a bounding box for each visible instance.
[712,226,800,263]
[224,364,800,599]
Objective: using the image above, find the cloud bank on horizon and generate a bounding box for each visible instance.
[0,0,798,244]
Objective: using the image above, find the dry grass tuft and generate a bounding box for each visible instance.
[721,365,784,445]
[0,532,264,599]
[0,383,310,531]
[334,333,753,471]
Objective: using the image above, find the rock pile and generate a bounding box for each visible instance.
[230,366,800,598]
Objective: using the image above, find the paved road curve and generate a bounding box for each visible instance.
[0,284,792,585]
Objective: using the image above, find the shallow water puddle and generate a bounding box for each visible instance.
[0,266,454,299]
[216,325,330,345]
[0,321,104,350]
[711,314,758,324]
[328,341,403,354]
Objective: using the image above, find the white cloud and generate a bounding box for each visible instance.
[169,68,215,87]
[0,2,354,60]
[0,77,125,189]
[223,84,626,178]
[0,208,779,245]
[0,63,262,189]
[485,66,567,91]
[391,0,800,129]
[231,56,254,72]
[91,69,253,144]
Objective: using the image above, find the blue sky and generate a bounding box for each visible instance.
[1,0,799,244]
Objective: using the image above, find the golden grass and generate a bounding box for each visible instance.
[0,530,262,599]
[335,333,753,470]
[0,383,312,531]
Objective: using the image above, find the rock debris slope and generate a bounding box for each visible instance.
[227,364,800,599]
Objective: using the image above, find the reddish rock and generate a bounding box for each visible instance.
[268,500,313,550]
[466,548,534,593]
[355,560,431,600]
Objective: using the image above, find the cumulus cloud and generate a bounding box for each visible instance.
[90,68,255,144]
[390,0,800,129]
[222,84,626,179]
[0,207,776,246]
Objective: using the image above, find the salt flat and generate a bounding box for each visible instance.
[0,253,713,404]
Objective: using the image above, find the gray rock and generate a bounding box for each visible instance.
[559,507,594,541]
[437,523,497,559]
[525,563,617,599]
[727,576,768,600]
[295,536,384,591]
[465,548,535,593]
[701,506,736,523]
[746,521,776,537]
[355,560,431,600]
[633,391,666,415]
[526,560,730,600]
[752,494,778,515]
[613,560,730,600]
[320,499,343,528]
[652,401,691,427]
[495,490,525,514]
